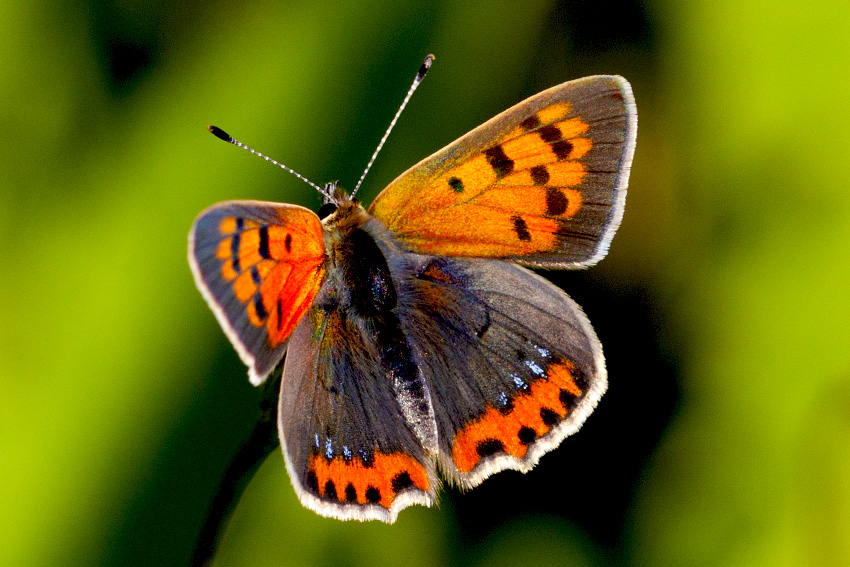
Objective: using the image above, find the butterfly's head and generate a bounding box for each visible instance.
[318,181,364,226]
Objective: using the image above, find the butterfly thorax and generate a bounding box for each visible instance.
[321,195,397,317]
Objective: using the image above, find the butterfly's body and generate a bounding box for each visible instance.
[282,193,438,521]
[190,74,637,522]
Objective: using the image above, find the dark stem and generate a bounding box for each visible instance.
[191,367,283,567]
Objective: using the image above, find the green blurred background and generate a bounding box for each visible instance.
[2,1,849,565]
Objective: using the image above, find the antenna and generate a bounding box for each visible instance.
[207,125,330,199]
[350,54,435,197]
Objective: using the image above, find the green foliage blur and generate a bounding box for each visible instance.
[2,1,849,565]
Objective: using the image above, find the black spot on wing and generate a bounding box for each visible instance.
[484,145,514,179]
[535,124,578,161]
[258,226,270,259]
[518,426,537,445]
[448,176,464,193]
[560,388,579,411]
[551,140,574,160]
[253,294,268,321]
[285,233,292,253]
[231,231,241,273]
[511,216,531,241]
[476,438,505,458]
[324,480,337,500]
[391,471,414,493]
[345,483,357,502]
[521,115,541,131]
[540,407,560,427]
[530,165,550,186]
[365,486,381,503]
[545,188,569,216]
[538,125,563,143]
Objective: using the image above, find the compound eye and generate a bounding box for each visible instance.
[318,203,338,220]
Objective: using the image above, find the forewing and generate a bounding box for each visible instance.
[395,255,606,487]
[369,75,636,268]
[278,302,437,523]
[189,201,325,385]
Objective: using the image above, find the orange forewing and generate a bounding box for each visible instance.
[369,76,636,268]
[189,201,326,384]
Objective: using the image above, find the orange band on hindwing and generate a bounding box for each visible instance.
[452,361,587,473]
[306,451,430,509]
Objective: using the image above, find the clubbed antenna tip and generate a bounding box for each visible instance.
[418,54,435,81]
[207,125,232,142]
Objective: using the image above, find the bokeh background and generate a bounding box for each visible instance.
[2,1,850,565]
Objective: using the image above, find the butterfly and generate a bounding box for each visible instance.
[189,57,636,523]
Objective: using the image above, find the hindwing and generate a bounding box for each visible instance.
[394,255,606,486]
[279,300,437,523]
